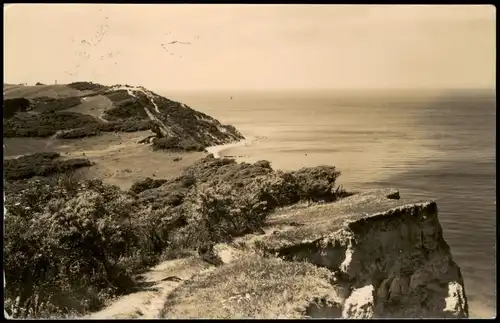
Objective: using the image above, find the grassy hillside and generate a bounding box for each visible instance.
[3,82,244,151]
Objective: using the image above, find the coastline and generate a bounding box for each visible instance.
[205,136,256,158]
[5,132,473,319]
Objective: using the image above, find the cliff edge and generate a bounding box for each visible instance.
[157,189,468,319]
[84,188,469,319]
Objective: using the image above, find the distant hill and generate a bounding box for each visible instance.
[3,82,244,151]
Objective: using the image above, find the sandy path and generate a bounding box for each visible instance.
[83,257,213,319]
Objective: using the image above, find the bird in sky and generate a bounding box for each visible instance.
[167,41,191,45]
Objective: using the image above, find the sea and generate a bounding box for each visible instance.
[165,88,496,318]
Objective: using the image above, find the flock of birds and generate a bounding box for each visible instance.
[65,9,198,79]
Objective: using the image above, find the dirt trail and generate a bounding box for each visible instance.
[84,257,213,319]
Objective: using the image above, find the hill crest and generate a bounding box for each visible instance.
[3,82,244,151]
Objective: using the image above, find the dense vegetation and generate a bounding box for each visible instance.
[153,94,245,146]
[102,95,151,121]
[67,81,108,91]
[3,110,154,138]
[4,152,93,181]
[3,112,102,137]
[53,120,153,139]
[4,154,349,318]
[151,136,205,152]
[3,98,32,118]
[103,89,244,148]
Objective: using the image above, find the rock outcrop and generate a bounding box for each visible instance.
[159,189,468,319]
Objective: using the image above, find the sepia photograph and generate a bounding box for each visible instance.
[3,3,496,319]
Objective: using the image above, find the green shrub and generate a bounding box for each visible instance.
[104,89,133,103]
[3,98,31,118]
[3,112,102,138]
[118,119,152,132]
[103,100,150,121]
[135,175,196,209]
[178,181,270,249]
[129,177,169,194]
[96,119,152,133]
[3,152,93,181]
[291,166,343,202]
[4,180,153,318]
[253,171,300,209]
[152,136,205,152]
[182,155,272,185]
[67,82,108,92]
[3,174,199,318]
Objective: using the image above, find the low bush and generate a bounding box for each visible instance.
[67,82,108,92]
[94,119,152,133]
[129,177,169,194]
[4,113,152,139]
[104,89,133,103]
[152,136,205,152]
[3,112,102,137]
[182,155,273,185]
[292,165,343,202]
[103,91,153,121]
[103,100,150,121]
[3,152,93,181]
[3,98,32,119]
[174,180,270,250]
[4,180,141,317]
[135,175,196,210]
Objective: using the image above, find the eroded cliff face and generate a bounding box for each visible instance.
[160,189,468,319]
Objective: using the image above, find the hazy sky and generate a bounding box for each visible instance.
[4,4,496,91]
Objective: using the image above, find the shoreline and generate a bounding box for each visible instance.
[205,135,257,158]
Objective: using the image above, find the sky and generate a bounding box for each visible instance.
[3,4,496,92]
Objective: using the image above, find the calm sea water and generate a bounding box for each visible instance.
[165,89,496,318]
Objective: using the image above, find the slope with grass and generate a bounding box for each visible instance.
[3,82,244,151]
[3,152,350,319]
[159,189,469,319]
